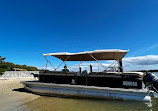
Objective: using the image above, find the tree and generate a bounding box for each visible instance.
[0,56,39,73]
[0,56,6,64]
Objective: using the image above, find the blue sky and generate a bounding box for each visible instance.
[0,0,158,71]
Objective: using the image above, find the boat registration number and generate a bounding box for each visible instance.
[123,81,137,86]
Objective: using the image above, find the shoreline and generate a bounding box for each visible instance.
[0,78,39,111]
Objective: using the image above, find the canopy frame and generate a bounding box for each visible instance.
[43,49,128,72]
[44,56,56,70]
[89,53,107,69]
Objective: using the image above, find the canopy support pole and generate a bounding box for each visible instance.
[54,56,70,71]
[89,54,107,70]
[72,61,83,72]
[44,56,56,70]
[105,60,118,71]
[45,61,48,70]
[105,52,125,72]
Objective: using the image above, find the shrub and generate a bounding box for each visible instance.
[0,68,7,75]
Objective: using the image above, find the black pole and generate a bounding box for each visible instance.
[79,67,81,73]
[90,64,92,73]
[118,60,123,72]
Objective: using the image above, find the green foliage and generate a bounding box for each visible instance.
[0,68,7,75]
[0,56,39,72]
[0,56,6,64]
[24,66,38,71]
[0,62,38,72]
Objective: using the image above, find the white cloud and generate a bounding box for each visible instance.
[71,55,158,71]
[37,66,54,71]
[71,62,115,72]
[123,55,158,65]
[37,66,45,70]
[123,55,158,71]
[81,63,110,67]
[38,55,158,71]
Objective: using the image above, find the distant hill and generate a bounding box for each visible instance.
[135,70,158,72]
[0,62,38,75]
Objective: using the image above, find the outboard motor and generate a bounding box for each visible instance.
[143,72,158,92]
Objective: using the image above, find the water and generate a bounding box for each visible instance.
[19,72,158,111]
[19,96,158,111]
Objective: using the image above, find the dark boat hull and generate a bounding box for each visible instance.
[39,71,143,89]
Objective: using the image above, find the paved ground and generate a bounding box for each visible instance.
[0,78,39,111]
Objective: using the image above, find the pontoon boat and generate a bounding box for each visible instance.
[21,49,158,102]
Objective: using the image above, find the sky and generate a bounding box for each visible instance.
[0,0,158,71]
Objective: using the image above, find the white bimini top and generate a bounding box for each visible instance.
[43,49,129,61]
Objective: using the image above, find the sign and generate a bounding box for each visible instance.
[123,81,137,86]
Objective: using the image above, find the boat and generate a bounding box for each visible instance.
[21,49,158,102]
